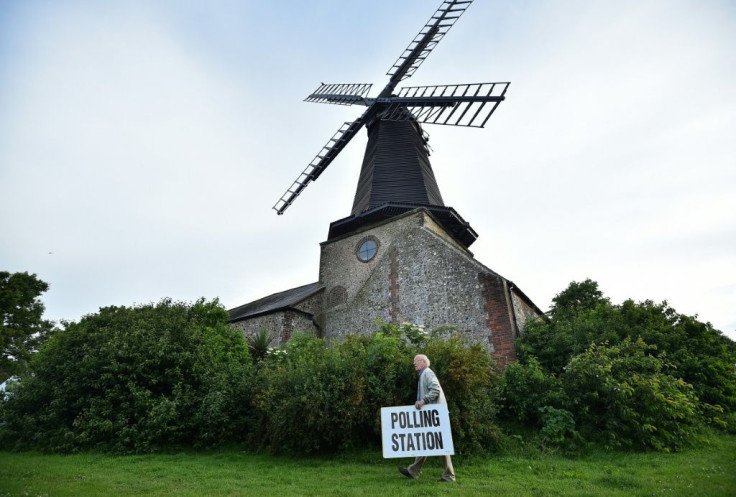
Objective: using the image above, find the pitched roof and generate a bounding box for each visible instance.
[228,282,324,322]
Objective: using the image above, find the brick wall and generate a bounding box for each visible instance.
[479,273,516,367]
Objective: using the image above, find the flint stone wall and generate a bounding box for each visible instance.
[230,208,541,364]
[318,209,533,361]
[231,307,320,346]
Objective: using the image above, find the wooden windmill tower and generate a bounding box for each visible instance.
[230,0,542,365]
[273,0,508,248]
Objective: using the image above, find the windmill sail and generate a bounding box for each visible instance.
[305,83,373,105]
[273,118,365,215]
[383,82,510,127]
[386,0,474,86]
[272,0,507,238]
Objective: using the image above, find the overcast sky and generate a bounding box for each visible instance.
[1,0,734,340]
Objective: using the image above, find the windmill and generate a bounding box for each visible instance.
[273,0,509,248]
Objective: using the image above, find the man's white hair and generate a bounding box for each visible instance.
[415,354,430,367]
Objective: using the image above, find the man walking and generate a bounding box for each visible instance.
[398,354,456,482]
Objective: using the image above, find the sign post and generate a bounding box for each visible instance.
[380,404,454,459]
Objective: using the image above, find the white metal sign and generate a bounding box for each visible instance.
[380,404,455,459]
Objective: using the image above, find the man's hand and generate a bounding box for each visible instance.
[415,400,424,410]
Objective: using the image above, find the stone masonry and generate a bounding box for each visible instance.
[229,207,542,365]
[318,209,541,361]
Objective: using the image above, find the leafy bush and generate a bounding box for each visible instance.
[424,333,503,454]
[249,332,374,453]
[505,279,736,451]
[562,338,698,451]
[249,323,502,455]
[0,299,253,453]
[517,280,736,418]
[499,356,565,424]
[537,406,579,451]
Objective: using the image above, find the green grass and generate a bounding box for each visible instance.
[1,434,734,496]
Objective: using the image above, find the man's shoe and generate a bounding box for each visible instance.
[398,467,416,479]
[439,477,456,482]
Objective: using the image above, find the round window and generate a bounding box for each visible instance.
[357,238,378,262]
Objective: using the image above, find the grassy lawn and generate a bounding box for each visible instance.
[1,434,734,496]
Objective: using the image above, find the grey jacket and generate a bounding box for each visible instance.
[417,367,447,405]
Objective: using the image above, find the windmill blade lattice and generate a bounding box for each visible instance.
[305,83,373,106]
[386,0,474,84]
[273,118,366,215]
[383,82,510,127]
[272,0,507,216]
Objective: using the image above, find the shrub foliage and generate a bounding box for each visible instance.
[2,317,501,455]
[562,338,698,450]
[4,278,734,455]
[249,322,502,454]
[0,299,253,453]
[501,279,736,451]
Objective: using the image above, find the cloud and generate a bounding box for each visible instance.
[1,0,734,340]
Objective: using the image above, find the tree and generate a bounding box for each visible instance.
[0,271,54,380]
[549,278,609,319]
[0,298,253,453]
[514,280,736,428]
